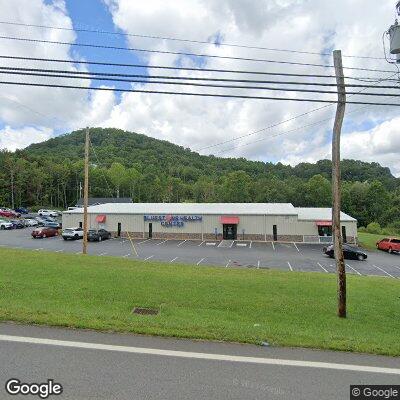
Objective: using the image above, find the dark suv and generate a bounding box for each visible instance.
[88,229,112,242]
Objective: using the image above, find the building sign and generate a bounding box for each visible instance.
[144,215,202,228]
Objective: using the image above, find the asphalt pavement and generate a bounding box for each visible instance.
[1,228,400,279]
[0,323,399,400]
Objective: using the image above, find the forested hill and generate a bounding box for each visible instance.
[1,127,400,229]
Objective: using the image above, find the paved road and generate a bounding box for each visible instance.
[1,228,400,279]
[0,323,399,399]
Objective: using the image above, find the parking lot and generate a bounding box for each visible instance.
[1,228,400,279]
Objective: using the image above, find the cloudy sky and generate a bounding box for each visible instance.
[1,0,400,174]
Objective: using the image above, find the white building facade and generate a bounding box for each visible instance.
[62,203,358,244]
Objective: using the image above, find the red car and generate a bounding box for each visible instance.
[0,208,17,218]
[376,238,400,254]
[31,227,59,239]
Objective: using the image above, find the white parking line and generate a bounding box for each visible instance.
[317,262,328,273]
[1,334,400,375]
[196,258,205,266]
[225,259,231,268]
[137,239,151,245]
[257,260,260,269]
[177,240,187,247]
[144,255,154,261]
[287,261,293,271]
[170,257,178,263]
[271,242,275,251]
[229,241,234,248]
[346,264,362,276]
[373,265,397,279]
[293,242,300,252]
[249,241,253,249]
[156,240,167,246]
[198,241,205,247]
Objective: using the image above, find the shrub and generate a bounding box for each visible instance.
[358,226,367,232]
[366,222,381,234]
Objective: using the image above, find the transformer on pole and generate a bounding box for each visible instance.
[386,1,400,63]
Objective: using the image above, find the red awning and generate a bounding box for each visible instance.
[96,215,106,223]
[316,220,332,226]
[220,216,239,225]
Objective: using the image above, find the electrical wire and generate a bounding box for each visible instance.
[0,20,387,60]
[1,79,400,106]
[0,34,397,73]
[4,69,400,97]
[0,54,393,81]
[1,65,400,89]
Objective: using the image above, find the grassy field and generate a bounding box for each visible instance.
[358,232,388,250]
[0,248,399,356]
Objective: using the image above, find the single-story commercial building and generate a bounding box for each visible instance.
[62,203,357,243]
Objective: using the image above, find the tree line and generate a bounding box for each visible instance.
[0,128,399,231]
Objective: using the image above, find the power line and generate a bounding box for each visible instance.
[0,34,396,73]
[1,79,399,106]
[1,66,400,90]
[3,69,400,97]
[0,55,394,81]
[0,20,386,60]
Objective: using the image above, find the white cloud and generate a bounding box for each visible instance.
[0,126,53,151]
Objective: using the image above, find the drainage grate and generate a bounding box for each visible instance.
[132,307,159,316]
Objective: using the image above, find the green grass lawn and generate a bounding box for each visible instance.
[358,232,388,250]
[0,248,399,356]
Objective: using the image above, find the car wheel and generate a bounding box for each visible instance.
[357,254,365,261]
[0,226,4,230]
[43,234,46,238]
[74,234,79,240]
[388,247,392,254]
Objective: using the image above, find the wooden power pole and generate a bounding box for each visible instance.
[82,127,90,255]
[332,50,347,318]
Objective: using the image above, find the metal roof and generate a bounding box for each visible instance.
[75,197,132,206]
[296,208,356,222]
[65,203,356,221]
[66,203,297,215]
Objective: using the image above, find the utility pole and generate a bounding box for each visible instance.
[332,50,347,318]
[10,168,14,210]
[82,127,90,255]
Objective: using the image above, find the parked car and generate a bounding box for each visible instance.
[62,227,84,240]
[35,216,49,226]
[43,221,62,229]
[0,208,18,218]
[24,218,39,227]
[0,219,13,230]
[376,238,400,254]
[31,227,59,239]
[88,229,111,242]
[323,244,367,261]
[38,209,59,217]
[15,207,29,214]
[10,219,25,229]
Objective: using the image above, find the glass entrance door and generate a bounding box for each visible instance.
[223,224,237,240]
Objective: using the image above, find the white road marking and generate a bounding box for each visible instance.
[391,265,400,271]
[293,242,300,252]
[271,242,275,251]
[156,240,167,246]
[196,258,205,266]
[137,239,151,245]
[317,262,328,273]
[55,249,64,253]
[257,260,260,269]
[99,252,107,256]
[144,255,154,261]
[287,262,293,271]
[373,265,397,279]
[236,243,247,247]
[249,241,253,249]
[198,241,205,247]
[0,335,398,375]
[346,264,362,276]
[225,259,231,268]
[177,240,187,247]
[170,257,178,263]
[230,241,234,248]
[206,242,216,246]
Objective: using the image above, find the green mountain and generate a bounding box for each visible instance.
[1,127,399,229]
